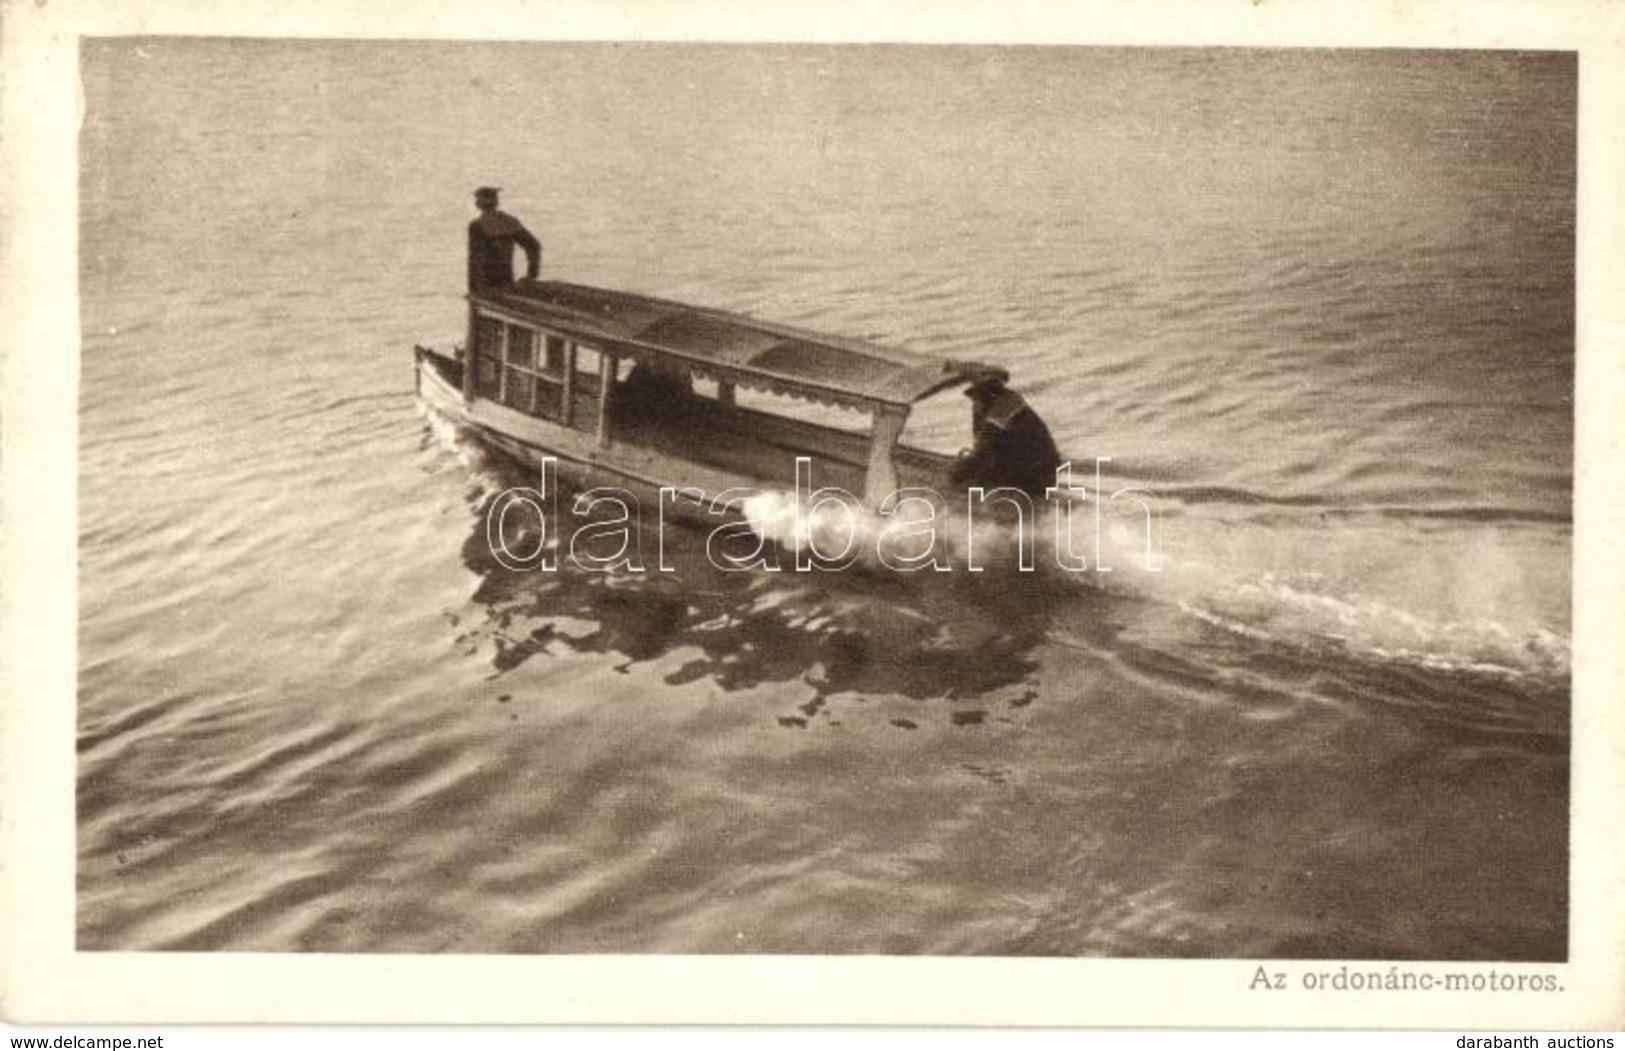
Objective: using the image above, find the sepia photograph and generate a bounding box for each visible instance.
[74,34,1574,959]
[5,0,1623,1032]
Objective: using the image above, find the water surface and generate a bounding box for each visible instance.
[78,42,1572,958]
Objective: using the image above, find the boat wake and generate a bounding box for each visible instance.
[1172,576,1571,683]
[425,404,1570,700]
[1137,502,1570,688]
[747,484,1567,686]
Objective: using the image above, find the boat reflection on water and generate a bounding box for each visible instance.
[449,443,1109,726]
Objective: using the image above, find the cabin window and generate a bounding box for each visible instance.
[731,385,870,436]
[486,321,560,418]
[472,316,505,400]
[687,376,737,406]
[508,370,538,413]
[899,389,969,458]
[544,335,568,376]
[507,327,536,370]
[473,316,503,355]
[467,320,614,436]
[575,346,603,381]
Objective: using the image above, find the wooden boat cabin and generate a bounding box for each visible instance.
[414,279,1032,516]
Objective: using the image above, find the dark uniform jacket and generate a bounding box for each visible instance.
[468,210,542,292]
[950,388,1064,499]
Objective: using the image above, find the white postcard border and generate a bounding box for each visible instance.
[2,0,1621,1029]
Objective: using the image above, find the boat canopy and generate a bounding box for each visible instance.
[472,280,1009,413]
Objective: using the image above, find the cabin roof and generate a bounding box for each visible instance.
[472,280,1009,411]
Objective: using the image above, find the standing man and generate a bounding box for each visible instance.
[467,186,541,292]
